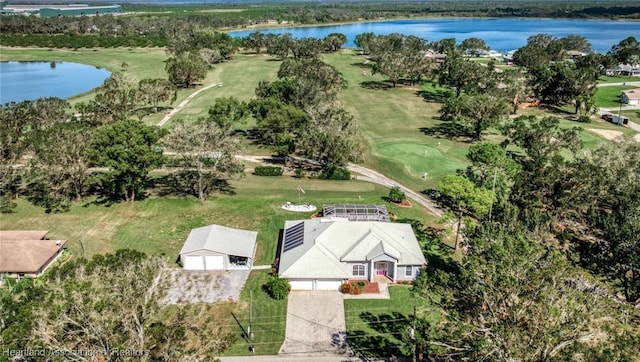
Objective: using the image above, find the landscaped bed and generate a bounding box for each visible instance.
[342,280,380,294]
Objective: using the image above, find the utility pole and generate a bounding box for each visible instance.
[489,167,498,220]
[249,290,255,353]
[617,96,624,125]
[249,290,253,338]
[412,305,417,362]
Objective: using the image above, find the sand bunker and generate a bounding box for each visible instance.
[588,128,624,141]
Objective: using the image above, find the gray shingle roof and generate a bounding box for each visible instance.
[279,219,426,279]
[180,225,257,258]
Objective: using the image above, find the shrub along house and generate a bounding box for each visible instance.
[278,218,427,290]
[0,230,66,278]
[179,225,257,271]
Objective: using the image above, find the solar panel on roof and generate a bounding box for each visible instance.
[283,222,305,252]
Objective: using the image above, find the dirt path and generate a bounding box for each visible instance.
[156,82,223,127]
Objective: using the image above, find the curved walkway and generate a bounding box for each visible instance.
[156,82,223,127]
[235,155,443,217]
[346,164,444,217]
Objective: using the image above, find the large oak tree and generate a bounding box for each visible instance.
[90,119,166,202]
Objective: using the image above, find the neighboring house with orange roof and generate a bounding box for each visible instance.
[0,230,66,278]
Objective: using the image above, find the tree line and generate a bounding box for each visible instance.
[346,116,640,360]
[0,249,236,360]
[1,1,638,48]
[338,31,640,359]
[360,33,638,141]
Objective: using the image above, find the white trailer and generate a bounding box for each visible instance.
[612,114,629,125]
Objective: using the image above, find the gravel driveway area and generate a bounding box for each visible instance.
[161,269,250,305]
[279,291,348,356]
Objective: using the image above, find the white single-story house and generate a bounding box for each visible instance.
[608,64,640,77]
[278,218,427,290]
[0,230,66,278]
[621,88,640,105]
[179,225,257,271]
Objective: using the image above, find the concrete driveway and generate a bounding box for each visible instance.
[161,269,250,305]
[279,291,348,356]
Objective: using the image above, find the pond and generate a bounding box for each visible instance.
[229,18,640,53]
[0,61,111,105]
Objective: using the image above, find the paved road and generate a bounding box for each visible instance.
[596,81,640,87]
[156,82,222,127]
[219,356,372,362]
[347,163,444,217]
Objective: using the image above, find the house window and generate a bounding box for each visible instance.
[229,255,248,266]
[352,264,365,277]
[405,266,413,277]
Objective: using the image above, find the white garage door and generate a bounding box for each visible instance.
[315,280,342,291]
[289,279,314,290]
[183,255,204,270]
[205,255,224,270]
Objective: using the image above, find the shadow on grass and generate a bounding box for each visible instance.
[542,105,575,116]
[347,312,410,359]
[82,176,146,207]
[416,88,452,103]
[231,312,253,344]
[135,105,173,116]
[420,121,474,142]
[151,173,236,198]
[351,62,373,69]
[360,81,392,90]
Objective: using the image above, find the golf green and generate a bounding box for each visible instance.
[372,141,467,182]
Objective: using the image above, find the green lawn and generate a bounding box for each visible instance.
[597,75,636,84]
[223,271,288,356]
[344,286,432,358]
[3,47,631,192]
[595,85,636,108]
[0,173,436,264]
[0,47,169,107]
[323,51,472,191]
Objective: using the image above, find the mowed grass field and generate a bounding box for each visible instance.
[323,51,475,190]
[3,47,636,190]
[1,174,434,263]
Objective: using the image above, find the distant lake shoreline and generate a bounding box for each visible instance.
[0,61,111,104]
[228,17,640,53]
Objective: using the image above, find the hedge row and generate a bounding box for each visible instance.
[0,34,167,48]
[254,166,284,176]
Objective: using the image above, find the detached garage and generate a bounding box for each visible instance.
[179,225,257,271]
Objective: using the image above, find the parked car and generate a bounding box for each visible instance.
[601,113,613,122]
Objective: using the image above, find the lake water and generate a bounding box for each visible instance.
[0,61,111,105]
[229,18,640,54]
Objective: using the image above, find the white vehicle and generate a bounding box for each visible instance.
[611,114,629,125]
